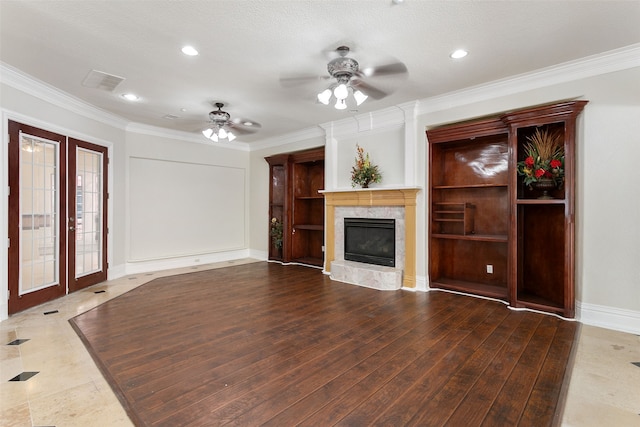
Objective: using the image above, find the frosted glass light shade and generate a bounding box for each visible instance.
[354,90,368,105]
[317,89,332,105]
[333,83,348,100]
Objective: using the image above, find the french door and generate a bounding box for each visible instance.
[7,121,108,314]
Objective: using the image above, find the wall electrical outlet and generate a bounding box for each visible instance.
[486,264,493,274]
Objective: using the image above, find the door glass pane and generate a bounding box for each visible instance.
[19,133,59,295]
[76,148,103,277]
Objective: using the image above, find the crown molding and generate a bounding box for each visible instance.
[0,62,129,130]
[125,122,251,152]
[418,43,640,115]
[320,106,405,139]
[249,125,325,151]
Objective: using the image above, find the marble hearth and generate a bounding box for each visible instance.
[322,188,419,289]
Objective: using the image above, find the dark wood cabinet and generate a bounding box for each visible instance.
[427,118,510,300]
[503,101,587,318]
[427,101,587,317]
[265,147,325,267]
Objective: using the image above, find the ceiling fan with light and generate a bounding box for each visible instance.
[201,102,261,142]
[281,45,408,110]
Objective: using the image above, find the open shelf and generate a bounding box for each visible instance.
[431,233,507,243]
[433,183,508,190]
[516,199,566,205]
[294,224,323,231]
[430,278,508,300]
[295,195,324,200]
[291,256,323,267]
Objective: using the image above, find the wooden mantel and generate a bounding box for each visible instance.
[321,188,420,288]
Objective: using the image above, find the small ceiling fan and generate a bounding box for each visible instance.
[201,103,261,142]
[281,45,408,110]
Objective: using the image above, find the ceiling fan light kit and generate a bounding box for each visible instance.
[201,102,259,143]
[312,46,406,111]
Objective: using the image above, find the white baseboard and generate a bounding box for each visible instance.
[123,249,252,276]
[414,275,428,292]
[414,278,639,336]
[577,301,640,335]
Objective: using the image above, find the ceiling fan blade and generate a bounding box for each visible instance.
[279,74,328,88]
[359,61,408,78]
[350,79,389,100]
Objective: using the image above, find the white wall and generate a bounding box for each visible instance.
[123,131,251,273]
[334,127,405,189]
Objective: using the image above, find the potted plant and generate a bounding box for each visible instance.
[351,144,382,188]
[270,217,283,250]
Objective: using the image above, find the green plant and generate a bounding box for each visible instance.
[517,127,564,188]
[270,217,283,249]
[351,144,382,188]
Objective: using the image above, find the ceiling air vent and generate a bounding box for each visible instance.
[82,69,125,91]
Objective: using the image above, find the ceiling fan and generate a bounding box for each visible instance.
[201,103,261,142]
[281,45,408,110]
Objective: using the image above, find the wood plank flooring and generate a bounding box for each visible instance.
[69,262,578,427]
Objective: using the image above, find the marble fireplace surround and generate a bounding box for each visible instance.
[322,188,420,289]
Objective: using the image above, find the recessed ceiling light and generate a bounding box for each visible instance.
[181,45,199,56]
[243,121,254,126]
[121,93,139,101]
[450,49,468,59]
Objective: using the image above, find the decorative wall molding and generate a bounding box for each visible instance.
[126,122,251,151]
[249,126,325,151]
[124,249,251,276]
[319,106,405,139]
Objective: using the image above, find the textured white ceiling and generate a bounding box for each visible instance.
[1,0,639,143]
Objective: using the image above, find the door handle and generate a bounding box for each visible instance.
[69,226,75,231]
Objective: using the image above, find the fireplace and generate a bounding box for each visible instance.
[344,218,395,267]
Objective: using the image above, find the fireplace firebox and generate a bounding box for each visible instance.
[344,218,395,267]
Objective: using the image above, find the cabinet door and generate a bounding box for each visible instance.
[266,154,289,262]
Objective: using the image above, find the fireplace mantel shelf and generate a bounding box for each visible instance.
[320,186,421,194]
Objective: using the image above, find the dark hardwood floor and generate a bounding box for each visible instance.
[69,262,577,426]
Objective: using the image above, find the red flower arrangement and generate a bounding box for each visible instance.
[517,128,564,188]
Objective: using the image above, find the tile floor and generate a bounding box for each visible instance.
[1,259,639,426]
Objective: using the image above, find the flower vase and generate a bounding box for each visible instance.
[531,178,555,199]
